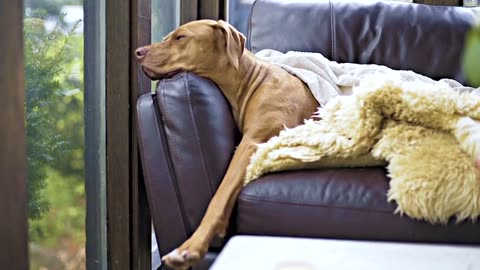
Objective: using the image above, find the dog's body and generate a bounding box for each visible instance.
[136,19,318,269]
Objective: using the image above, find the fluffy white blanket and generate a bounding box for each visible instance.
[247,50,480,224]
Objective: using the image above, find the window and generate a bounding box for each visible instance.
[152,0,180,42]
[2,0,150,269]
[24,1,87,269]
[465,0,480,6]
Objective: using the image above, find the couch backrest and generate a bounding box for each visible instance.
[248,0,480,84]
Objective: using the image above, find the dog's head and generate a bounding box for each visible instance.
[135,19,246,80]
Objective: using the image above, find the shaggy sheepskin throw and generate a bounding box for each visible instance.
[245,75,480,224]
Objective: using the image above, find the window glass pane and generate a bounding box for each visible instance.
[151,0,180,92]
[464,0,480,6]
[152,0,180,42]
[24,0,86,269]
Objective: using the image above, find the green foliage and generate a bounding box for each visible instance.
[24,14,80,221]
[29,168,85,246]
[51,33,85,179]
[463,22,480,87]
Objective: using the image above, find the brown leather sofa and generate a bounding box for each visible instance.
[136,0,480,269]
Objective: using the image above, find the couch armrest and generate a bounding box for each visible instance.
[136,72,239,255]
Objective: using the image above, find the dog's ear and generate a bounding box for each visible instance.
[215,20,246,70]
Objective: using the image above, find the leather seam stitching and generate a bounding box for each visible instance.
[137,93,167,250]
[247,0,259,51]
[238,194,393,214]
[330,0,336,60]
[159,76,193,234]
[184,73,215,196]
[137,95,162,232]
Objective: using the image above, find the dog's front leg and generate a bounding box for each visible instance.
[162,137,258,270]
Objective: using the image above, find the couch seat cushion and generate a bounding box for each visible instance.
[237,168,480,244]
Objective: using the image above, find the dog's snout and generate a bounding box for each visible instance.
[135,47,148,59]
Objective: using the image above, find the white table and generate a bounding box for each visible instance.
[210,236,480,270]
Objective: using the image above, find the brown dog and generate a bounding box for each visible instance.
[135,19,318,270]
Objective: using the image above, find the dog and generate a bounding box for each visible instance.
[136,19,318,270]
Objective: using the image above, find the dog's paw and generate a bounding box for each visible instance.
[161,240,205,270]
[454,116,480,161]
[161,249,187,269]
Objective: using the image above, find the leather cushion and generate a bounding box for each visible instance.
[155,72,240,232]
[237,168,480,244]
[249,0,480,85]
[144,72,239,252]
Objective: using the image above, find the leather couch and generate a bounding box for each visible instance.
[136,1,480,269]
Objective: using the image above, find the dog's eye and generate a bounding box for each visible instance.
[176,35,186,41]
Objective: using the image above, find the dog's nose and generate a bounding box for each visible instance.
[135,47,148,59]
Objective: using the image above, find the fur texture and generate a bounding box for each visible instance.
[245,75,480,224]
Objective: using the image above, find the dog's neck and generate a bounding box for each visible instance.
[203,50,268,131]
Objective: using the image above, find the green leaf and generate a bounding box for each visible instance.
[463,26,480,87]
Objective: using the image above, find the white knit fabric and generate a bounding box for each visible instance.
[255,49,476,106]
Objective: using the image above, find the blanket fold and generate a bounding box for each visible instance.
[255,49,475,106]
[246,50,480,224]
